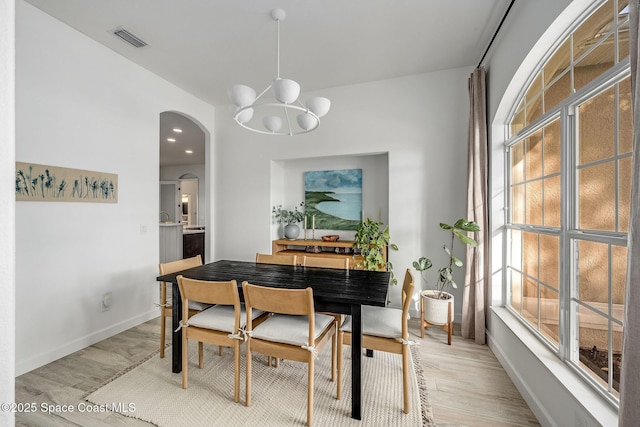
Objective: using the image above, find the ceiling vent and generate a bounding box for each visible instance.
[113,27,148,48]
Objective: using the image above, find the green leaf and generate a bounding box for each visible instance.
[390,243,399,251]
[413,257,432,271]
[457,220,480,232]
[454,230,478,247]
[440,222,453,230]
[444,245,452,256]
[450,280,457,288]
[452,255,463,267]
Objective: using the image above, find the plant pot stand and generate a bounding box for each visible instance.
[419,291,453,345]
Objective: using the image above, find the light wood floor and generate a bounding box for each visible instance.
[15,317,540,426]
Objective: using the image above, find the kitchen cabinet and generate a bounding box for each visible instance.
[183,231,205,260]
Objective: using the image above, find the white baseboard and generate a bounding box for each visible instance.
[16,309,158,376]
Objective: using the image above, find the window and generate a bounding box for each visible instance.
[506,0,631,403]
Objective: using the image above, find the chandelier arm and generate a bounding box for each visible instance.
[294,99,307,110]
[254,84,272,103]
[284,105,293,136]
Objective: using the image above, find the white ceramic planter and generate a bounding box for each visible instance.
[421,290,454,325]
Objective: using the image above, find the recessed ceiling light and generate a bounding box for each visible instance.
[167,138,176,142]
[185,150,193,154]
[173,128,183,133]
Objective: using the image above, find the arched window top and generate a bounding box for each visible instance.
[509,0,629,136]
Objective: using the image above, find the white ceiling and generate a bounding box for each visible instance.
[24,0,512,166]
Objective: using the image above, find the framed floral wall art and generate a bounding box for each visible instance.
[15,162,118,203]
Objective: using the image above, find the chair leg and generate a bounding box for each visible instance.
[308,358,314,427]
[181,332,188,389]
[160,311,167,358]
[336,331,343,400]
[198,342,204,368]
[402,346,410,414]
[331,319,337,382]
[233,342,240,403]
[245,341,252,407]
[219,345,223,356]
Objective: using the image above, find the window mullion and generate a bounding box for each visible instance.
[559,105,573,360]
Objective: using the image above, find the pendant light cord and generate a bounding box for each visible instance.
[276,18,281,79]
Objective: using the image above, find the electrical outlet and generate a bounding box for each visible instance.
[102,292,112,312]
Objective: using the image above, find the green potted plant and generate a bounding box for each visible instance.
[272,202,305,239]
[413,218,479,326]
[352,218,399,284]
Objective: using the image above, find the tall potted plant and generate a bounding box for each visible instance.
[413,218,479,325]
[353,218,399,284]
[272,202,305,239]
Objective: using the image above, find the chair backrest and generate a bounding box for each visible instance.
[302,256,349,269]
[242,281,316,344]
[159,255,203,276]
[177,276,241,329]
[242,282,313,316]
[400,269,415,340]
[255,253,297,266]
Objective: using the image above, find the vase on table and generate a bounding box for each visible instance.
[284,223,300,239]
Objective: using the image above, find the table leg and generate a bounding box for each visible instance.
[351,303,362,420]
[172,281,182,373]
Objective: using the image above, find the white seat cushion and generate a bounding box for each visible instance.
[340,305,404,339]
[187,304,265,333]
[163,287,210,311]
[251,313,334,347]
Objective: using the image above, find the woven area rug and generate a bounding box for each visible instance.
[86,341,434,426]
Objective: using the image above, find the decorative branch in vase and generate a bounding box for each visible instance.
[272,202,305,240]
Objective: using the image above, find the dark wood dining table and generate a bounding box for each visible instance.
[156,259,390,420]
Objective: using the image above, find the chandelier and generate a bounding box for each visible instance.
[228,9,331,136]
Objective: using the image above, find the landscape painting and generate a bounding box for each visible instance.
[304,169,362,230]
[15,162,118,203]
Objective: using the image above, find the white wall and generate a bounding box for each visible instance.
[485,0,618,425]
[14,1,216,375]
[0,0,16,424]
[214,68,472,315]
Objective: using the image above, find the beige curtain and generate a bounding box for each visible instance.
[619,2,640,425]
[462,67,489,345]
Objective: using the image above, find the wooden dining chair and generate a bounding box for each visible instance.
[301,255,349,380]
[242,282,336,427]
[255,252,297,265]
[255,252,298,367]
[301,256,349,269]
[176,275,268,402]
[337,269,415,414]
[158,255,204,358]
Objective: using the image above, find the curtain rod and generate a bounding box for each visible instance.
[477,0,516,69]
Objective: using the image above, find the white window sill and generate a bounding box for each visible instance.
[489,306,618,427]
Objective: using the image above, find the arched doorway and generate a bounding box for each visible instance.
[159,111,209,261]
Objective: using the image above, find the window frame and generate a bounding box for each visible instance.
[504,48,631,406]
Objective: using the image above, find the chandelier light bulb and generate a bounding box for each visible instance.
[306,97,331,118]
[228,84,256,108]
[263,116,283,133]
[296,113,318,131]
[273,78,300,104]
[235,107,254,124]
